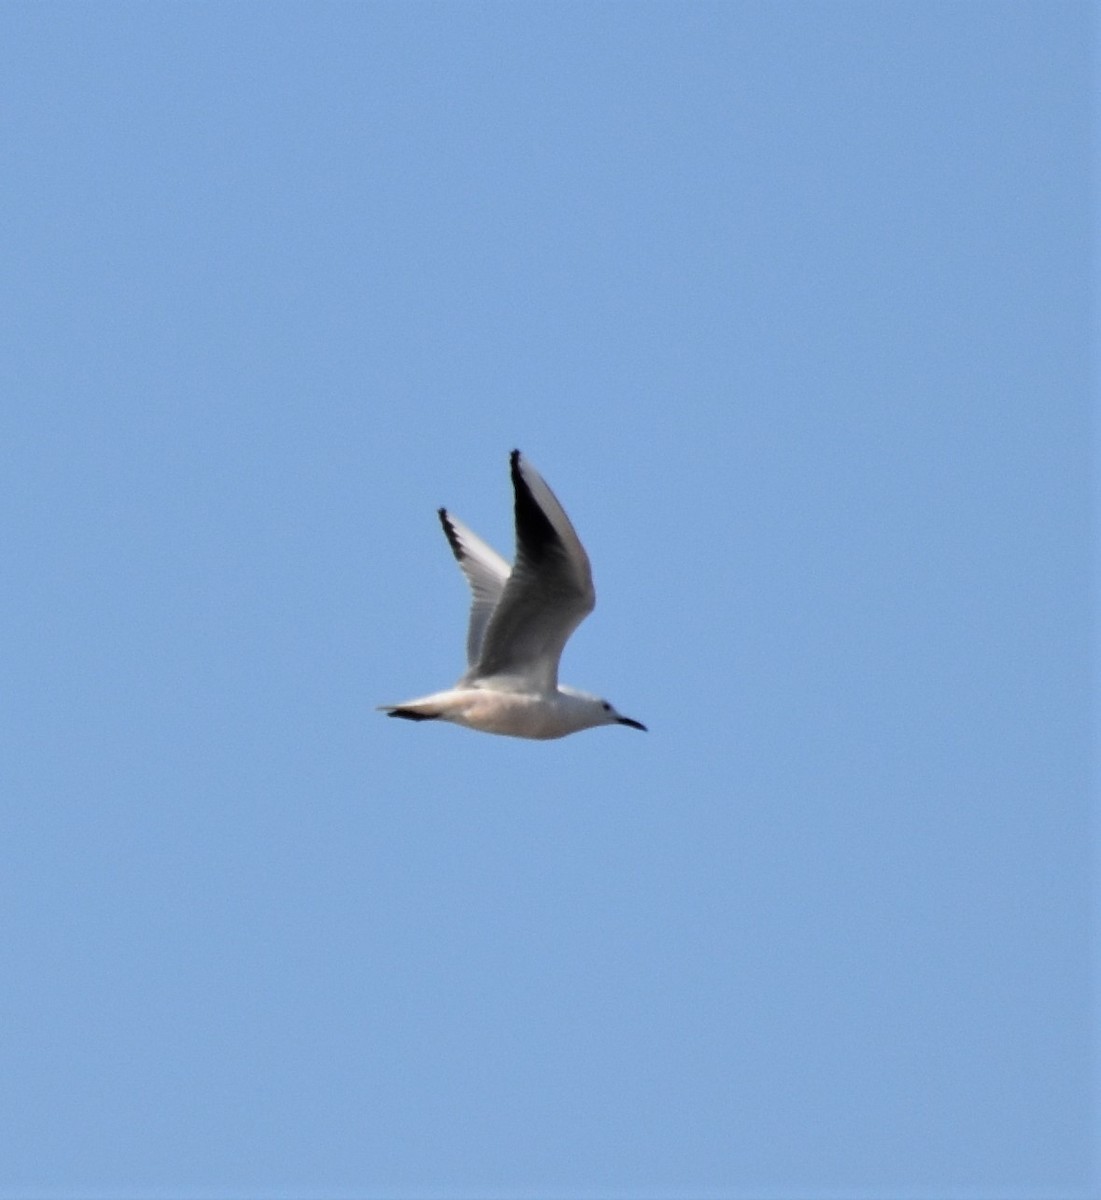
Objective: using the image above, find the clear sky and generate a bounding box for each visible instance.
[2,3,1095,1198]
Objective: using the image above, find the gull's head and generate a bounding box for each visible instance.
[559,686,646,733]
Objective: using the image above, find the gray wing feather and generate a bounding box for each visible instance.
[471,451,595,692]
[437,509,511,667]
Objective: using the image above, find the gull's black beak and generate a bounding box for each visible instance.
[617,716,647,731]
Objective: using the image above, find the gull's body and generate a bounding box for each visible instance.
[379,450,645,740]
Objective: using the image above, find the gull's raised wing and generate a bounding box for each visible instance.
[438,509,511,668]
[469,450,595,692]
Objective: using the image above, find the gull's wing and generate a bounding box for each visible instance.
[438,509,511,667]
[469,450,595,692]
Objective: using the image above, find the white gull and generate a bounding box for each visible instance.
[379,450,646,740]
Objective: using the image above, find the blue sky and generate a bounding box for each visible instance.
[1,3,1095,1197]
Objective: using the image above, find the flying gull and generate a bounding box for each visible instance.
[379,450,646,740]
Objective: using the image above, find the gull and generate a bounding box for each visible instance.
[379,450,646,740]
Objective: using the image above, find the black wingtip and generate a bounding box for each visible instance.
[509,447,559,561]
[386,708,440,722]
[438,508,463,561]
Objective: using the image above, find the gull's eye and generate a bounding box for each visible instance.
[602,702,611,712]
